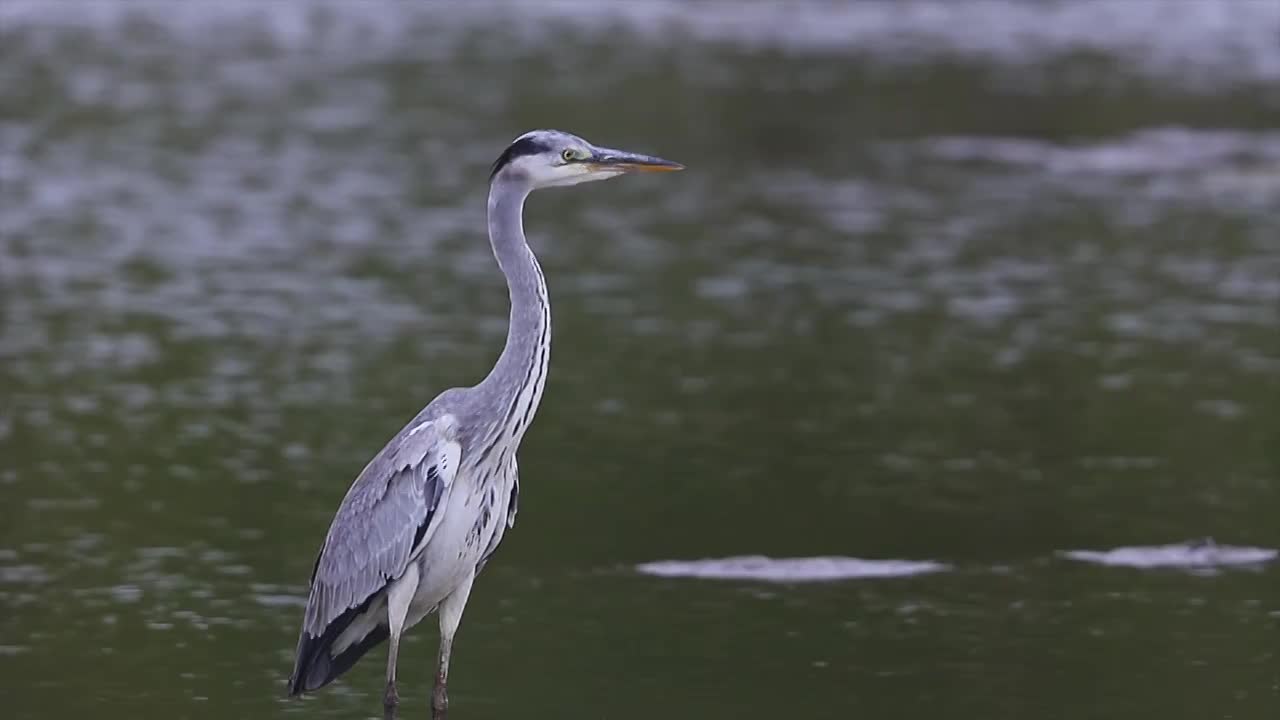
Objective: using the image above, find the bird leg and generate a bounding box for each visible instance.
[432,572,475,719]
[431,663,448,719]
[383,638,401,712]
[384,565,420,715]
[431,632,455,718]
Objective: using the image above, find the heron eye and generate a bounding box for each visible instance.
[562,148,579,162]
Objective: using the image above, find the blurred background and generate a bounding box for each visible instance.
[2,1,1278,718]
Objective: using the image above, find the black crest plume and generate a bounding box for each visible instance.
[490,135,550,180]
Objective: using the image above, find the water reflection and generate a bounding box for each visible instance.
[1060,540,1279,571]
[637,556,950,582]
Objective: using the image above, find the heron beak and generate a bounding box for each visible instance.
[587,148,684,173]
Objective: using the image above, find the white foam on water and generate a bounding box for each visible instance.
[636,555,950,582]
[1059,541,1278,569]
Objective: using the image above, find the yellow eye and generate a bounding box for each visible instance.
[562,148,579,162]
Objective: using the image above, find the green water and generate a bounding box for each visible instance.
[2,2,1279,718]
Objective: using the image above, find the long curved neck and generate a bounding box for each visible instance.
[476,176,551,414]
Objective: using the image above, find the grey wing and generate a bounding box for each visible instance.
[301,415,461,637]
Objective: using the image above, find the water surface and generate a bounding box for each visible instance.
[2,2,1278,718]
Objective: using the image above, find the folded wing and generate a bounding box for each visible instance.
[289,415,460,694]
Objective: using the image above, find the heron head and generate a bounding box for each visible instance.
[489,129,682,188]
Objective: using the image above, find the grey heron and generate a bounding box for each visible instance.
[287,130,682,717]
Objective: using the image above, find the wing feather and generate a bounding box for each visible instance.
[300,415,460,637]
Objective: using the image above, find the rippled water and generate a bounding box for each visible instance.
[2,2,1278,718]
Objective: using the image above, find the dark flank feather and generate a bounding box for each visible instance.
[288,590,388,695]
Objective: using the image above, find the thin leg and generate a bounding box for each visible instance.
[432,571,475,720]
[383,564,420,714]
